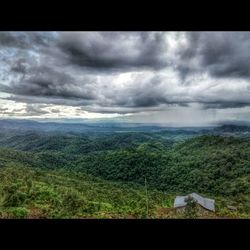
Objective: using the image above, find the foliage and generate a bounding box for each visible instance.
[0,127,249,218]
[184,196,197,219]
[8,207,29,219]
[74,135,250,199]
[0,166,170,218]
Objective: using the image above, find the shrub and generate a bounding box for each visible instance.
[9,207,29,218]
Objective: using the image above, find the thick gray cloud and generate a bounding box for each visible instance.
[178,32,250,79]
[1,31,250,121]
[0,32,173,113]
[10,58,28,75]
[57,32,168,71]
[202,102,250,110]
[0,66,96,100]
[0,32,54,49]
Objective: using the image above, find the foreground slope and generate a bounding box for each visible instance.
[0,164,170,219]
[0,164,248,219]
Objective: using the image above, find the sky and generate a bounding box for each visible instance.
[1,31,250,126]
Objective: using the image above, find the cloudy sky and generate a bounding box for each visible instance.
[1,31,250,126]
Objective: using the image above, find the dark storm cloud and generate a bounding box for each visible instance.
[3,95,94,108]
[111,75,167,108]
[0,32,54,49]
[178,32,250,79]
[103,75,190,110]
[0,32,172,114]
[10,58,30,77]
[118,78,172,108]
[0,66,96,100]
[202,102,250,109]
[57,32,168,71]
[130,95,167,107]
[0,32,168,72]
[2,31,250,118]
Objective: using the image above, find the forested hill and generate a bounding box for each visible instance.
[75,135,250,196]
[0,122,249,218]
[0,129,249,197]
[1,122,250,154]
[0,119,173,133]
[0,131,176,154]
[0,137,249,218]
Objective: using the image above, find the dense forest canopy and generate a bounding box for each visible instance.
[0,122,249,218]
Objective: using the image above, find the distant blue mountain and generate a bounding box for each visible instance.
[0,119,168,133]
[0,119,249,135]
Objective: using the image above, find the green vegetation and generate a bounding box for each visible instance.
[76,136,250,196]
[183,196,198,219]
[0,166,169,218]
[0,128,249,218]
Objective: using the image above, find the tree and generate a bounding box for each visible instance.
[184,196,197,219]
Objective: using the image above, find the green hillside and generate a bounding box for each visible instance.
[0,165,171,219]
[75,135,250,197]
[0,132,249,218]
